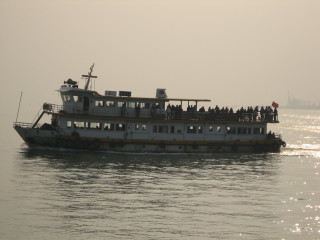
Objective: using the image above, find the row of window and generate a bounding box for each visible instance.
[66,121,265,135]
[67,121,126,131]
[95,101,151,109]
[61,94,158,109]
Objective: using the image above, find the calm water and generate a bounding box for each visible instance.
[0,109,319,240]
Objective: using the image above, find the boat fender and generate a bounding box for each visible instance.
[71,131,80,137]
[282,141,286,147]
[110,142,117,148]
[56,138,63,147]
[90,139,101,150]
[231,145,238,152]
[272,143,279,151]
[65,139,72,147]
[159,142,166,149]
[262,144,268,152]
[74,138,83,149]
[118,141,125,148]
[254,143,261,152]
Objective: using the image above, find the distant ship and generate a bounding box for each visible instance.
[283,95,320,110]
[13,65,286,153]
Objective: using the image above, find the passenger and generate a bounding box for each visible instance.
[260,106,265,121]
[274,107,278,122]
[135,103,141,118]
[166,105,172,119]
[215,105,220,114]
[151,104,156,118]
[253,106,258,122]
[250,107,254,121]
[236,109,241,121]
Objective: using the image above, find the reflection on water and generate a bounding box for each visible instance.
[11,148,283,240]
[19,147,281,175]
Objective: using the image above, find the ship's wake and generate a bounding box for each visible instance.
[280,143,320,158]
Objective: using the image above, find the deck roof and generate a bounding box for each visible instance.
[60,87,211,102]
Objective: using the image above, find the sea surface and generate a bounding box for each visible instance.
[0,109,319,240]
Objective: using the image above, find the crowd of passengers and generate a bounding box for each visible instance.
[164,104,278,122]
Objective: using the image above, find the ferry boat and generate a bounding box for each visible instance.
[14,65,286,153]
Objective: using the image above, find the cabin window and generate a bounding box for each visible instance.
[105,101,115,107]
[135,124,147,130]
[153,125,158,133]
[89,122,101,130]
[116,123,126,131]
[187,125,197,134]
[159,125,168,133]
[248,127,252,134]
[117,102,126,107]
[104,123,114,131]
[209,126,214,132]
[66,121,72,128]
[198,126,203,134]
[74,121,85,129]
[71,96,82,102]
[226,126,236,134]
[216,126,221,133]
[170,126,175,133]
[61,94,71,102]
[140,102,150,109]
[95,100,104,107]
[237,127,247,134]
[177,129,182,134]
[253,127,265,135]
[127,102,135,108]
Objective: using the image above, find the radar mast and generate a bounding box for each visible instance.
[82,63,97,90]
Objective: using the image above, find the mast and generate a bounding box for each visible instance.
[82,63,97,90]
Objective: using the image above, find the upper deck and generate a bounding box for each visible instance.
[53,65,279,123]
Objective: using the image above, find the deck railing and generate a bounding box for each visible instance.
[13,122,33,128]
[41,103,279,123]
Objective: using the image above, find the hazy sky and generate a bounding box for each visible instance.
[1,0,319,122]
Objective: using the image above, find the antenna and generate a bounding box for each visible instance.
[15,92,23,122]
[82,63,97,90]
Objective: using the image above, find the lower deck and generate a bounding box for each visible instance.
[13,125,284,153]
[56,115,269,143]
[13,112,286,153]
